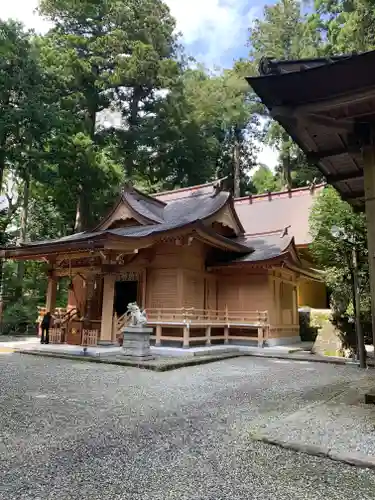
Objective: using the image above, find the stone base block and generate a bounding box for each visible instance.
[122,326,154,360]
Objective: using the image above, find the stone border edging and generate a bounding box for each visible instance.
[243,351,363,366]
[13,347,371,369]
[250,433,375,470]
[15,349,242,372]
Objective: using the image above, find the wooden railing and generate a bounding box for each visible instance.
[117,311,131,333]
[145,308,268,326]
[82,324,100,347]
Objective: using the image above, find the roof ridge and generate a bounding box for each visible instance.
[154,177,228,197]
[235,183,326,203]
[123,185,166,207]
[244,229,285,237]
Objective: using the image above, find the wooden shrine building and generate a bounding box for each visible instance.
[247,50,375,345]
[0,180,322,348]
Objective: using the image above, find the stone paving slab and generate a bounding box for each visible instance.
[248,373,375,468]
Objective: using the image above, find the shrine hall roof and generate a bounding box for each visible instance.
[247,50,375,206]
[156,182,325,246]
[234,184,325,246]
[0,182,313,269]
[235,232,294,263]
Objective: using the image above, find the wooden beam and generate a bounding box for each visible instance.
[271,106,354,132]
[342,190,365,200]
[55,266,102,277]
[302,113,353,132]
[326,170,364,183]
[294,88,375,114]
[307,146,360,161]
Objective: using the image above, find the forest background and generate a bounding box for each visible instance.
[1,0,374,331]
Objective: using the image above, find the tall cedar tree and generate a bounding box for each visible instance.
[38,0,179,230]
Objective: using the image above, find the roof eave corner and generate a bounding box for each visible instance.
[228,196,245,235]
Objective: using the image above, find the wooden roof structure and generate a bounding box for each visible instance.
[235,183,325,246]
[247,50,375,207]
[0,183,309,274]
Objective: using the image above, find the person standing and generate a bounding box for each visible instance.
[40,312,52,344]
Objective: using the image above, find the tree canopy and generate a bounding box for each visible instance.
[1,0,375,329]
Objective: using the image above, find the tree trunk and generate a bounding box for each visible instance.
[74,185,89,232]
[285,149,292,189]
[126,86,144,178]
[233,129,241,198]
[0,151,5,195]
[16,171,31,288]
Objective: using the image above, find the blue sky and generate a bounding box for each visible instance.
[165,0,261,68]
[0,0,278,168]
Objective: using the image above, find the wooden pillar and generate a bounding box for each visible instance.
[363,137,375,347]
[205,326,211,346]
[224,326,229,345]
[292,285,298,325]
[100,274,115,344]
[83,274,96,322]
[45,274,57,313]
[257,327,264,348]
[141,269,147,309]
[155,325,162,346]
[183,325,190,348]
[177,269,184,308]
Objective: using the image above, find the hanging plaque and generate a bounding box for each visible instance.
[117,271,140,282]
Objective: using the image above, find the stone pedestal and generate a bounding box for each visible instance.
[122,326,154,360]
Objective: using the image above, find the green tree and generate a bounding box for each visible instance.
[144,66,259,195]
[0,20,52,194]
[247,0,325,188]
[309,186,369,319]
[314,0,375,54]
[251,165,283,193]
[38,0,179,229]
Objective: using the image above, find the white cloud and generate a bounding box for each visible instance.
[1,1,258,67]
[0,1,51,33]
[256,144,279,172]
[165,0,258,67]
[0,1,278,170]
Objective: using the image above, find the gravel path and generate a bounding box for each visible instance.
[1,354,375,499]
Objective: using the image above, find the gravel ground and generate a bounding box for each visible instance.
[250,375,375,457]
[1,354,375,500]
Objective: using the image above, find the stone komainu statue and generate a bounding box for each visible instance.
[126,302,148,327]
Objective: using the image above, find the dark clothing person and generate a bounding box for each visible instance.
[40,312,52,344]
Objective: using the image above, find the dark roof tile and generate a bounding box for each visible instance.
[233,233,293,262]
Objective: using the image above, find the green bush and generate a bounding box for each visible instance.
[299,308,318,342]
[310,309,332,329]
[1,301,37,335]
